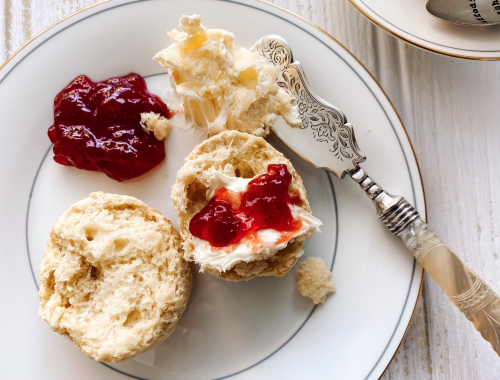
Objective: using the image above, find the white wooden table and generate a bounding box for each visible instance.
[2,0,500,378]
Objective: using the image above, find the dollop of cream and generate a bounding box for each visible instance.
[206,170,250,200]
[190,171,322,272]
[153,15,302,137]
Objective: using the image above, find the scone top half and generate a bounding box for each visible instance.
[38,192,192,363]
[173,131,317,282]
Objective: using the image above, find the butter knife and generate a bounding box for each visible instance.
[252,35,500,356]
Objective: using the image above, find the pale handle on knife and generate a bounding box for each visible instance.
[398,218,500,355]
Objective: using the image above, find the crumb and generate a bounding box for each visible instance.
[296,257,335,304]
[140,112,172,140]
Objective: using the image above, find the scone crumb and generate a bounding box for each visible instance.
[296,257,335,304]
[141,112,172,140]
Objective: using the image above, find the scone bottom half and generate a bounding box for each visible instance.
[172,131,321,282]
[37,192,193,363]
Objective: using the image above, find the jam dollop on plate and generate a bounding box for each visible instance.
[48,73,171,182]
[189,164,302,247]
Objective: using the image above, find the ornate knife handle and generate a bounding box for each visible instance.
[351,167,500,356]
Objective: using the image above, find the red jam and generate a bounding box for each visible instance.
[48,73,171,181]
[189,164,302,247]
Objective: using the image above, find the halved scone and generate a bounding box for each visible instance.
[172,130,320,282]
[38,192,192,363]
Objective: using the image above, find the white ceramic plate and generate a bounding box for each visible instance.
[0,1,424,379]
[350,0,500,60]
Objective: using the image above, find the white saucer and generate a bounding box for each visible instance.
[350,0,500,60]
[0,0,424,379]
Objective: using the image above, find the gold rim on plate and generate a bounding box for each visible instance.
[0,1,426,378]
[348,0,500,61]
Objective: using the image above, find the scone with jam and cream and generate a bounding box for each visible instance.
[172,131,321,282]
[154,15,301,137]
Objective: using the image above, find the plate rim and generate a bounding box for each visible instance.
[349,0,500,61]
[0,0,426,379]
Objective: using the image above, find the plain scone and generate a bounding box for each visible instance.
[38,192,192,363]
[172,130,313,282]
[296,257,335,304]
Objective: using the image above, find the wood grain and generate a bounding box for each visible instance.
[2,0,500,378]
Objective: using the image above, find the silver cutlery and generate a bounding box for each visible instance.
[252,35,500,356]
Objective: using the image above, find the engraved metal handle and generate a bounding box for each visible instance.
[399,218,500,355]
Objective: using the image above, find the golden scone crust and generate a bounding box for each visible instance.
[172,130,310,281]
[38,192,192,363]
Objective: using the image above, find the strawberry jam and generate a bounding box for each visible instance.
[48,73,171,181]
[189,164,302,247]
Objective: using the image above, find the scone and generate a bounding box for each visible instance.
[38,192,192,363]
[172,131,321,282]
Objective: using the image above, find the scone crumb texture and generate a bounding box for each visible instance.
[296,257,335,304]
[141,112,172,140]
[37,192,192,363]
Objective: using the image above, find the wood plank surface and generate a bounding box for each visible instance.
[2,0,500,378]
